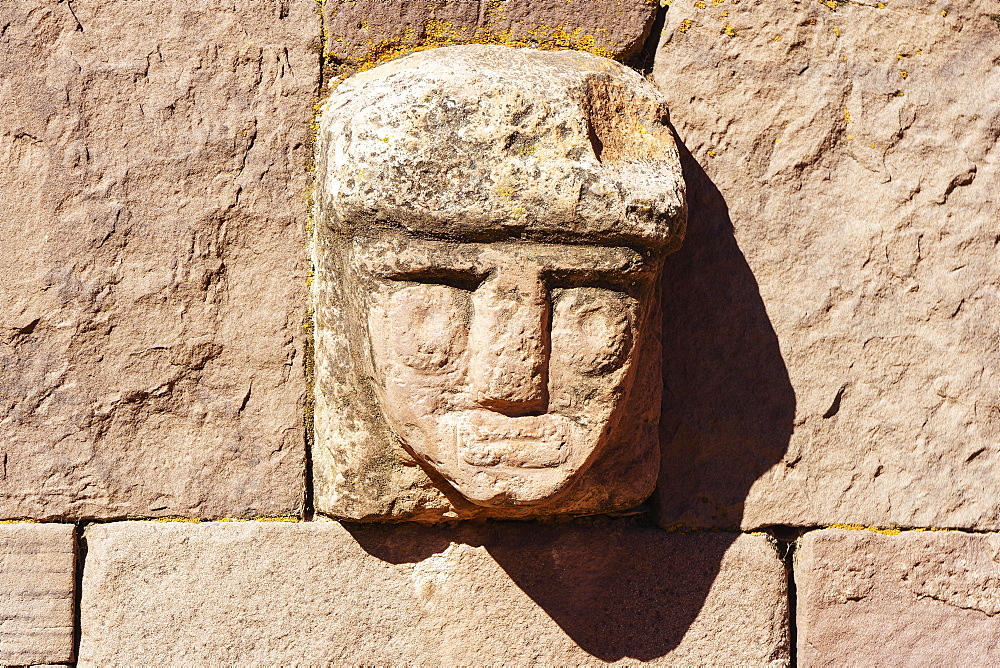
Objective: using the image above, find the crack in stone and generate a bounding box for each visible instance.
[915,592,999,618]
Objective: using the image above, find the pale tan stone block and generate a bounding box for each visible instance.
[796,528,1000,665]
[653,0,1000,530]
[0,523,76,665]
[0,0,314,520]
[79,520,788,664]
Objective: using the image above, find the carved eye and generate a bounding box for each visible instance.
[376,284,469,372]
[551,287,635,375]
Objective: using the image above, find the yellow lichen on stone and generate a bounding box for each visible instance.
[722,23,737,37]
[353,13,617,73]
[215,516,301,522]
[660,523,692,534]
[678,19,695,33]
[830,523,902,535]
[660,523,737,534]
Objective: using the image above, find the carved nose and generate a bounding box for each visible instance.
[468,271,549,416]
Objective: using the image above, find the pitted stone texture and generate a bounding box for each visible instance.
[313,45,685,521]
[0,523,75,665]
[79,521,788,665]
[796,528,1000,665]
[322,0,658,73]
[653,0,1000,530]
[318,46,685,250]
[0,1,313,519]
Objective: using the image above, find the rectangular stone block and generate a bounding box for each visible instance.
[796,528,1000,665]
[80,520,788,664]
[322,0,657,73]
[0,0,315,519]
[0,523,76,665]
[653,0,1000,530]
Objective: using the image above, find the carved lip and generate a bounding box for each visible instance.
[440,411,587,469]
[458,437,567,469]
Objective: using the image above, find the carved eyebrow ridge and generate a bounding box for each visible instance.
[380,267,484,292]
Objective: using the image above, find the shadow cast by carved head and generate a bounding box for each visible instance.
[311,45,687,521]
[655,137,796,529]
[342,516,743,662]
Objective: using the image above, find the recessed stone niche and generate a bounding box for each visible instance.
[311,45,687,522]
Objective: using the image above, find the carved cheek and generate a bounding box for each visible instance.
[369,284,469,374]
[550,287,636,377]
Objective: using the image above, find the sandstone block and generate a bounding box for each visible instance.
[322,0,659,73]
[796,528,1000,665]
[0,1,315,519]
[0,523,76,665]
[313,45,686,521]
[653,0,1000,529]
[80,520,788,664]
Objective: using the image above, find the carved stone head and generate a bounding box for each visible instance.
[313,45,686,521]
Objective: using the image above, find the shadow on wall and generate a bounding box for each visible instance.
[345,519,740,662]
[655,135,795,530]
[345,137,794,662]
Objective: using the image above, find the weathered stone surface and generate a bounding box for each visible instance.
[313,46,686,521]
[653,0,1000,530]
[0,523,75,665]
[322,0,659,73]
[796,528,1000,665]
[0,1,315,519]
[79,520,788,664]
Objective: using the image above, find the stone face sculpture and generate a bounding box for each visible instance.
[312,45,686,521]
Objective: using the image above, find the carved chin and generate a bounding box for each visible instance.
[424,411,601,507]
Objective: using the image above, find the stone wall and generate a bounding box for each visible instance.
[1,0,997,664]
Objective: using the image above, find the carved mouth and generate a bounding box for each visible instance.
[440,411,584,469]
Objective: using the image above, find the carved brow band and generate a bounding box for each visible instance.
[371,267,653,296]
[359,243,650,280]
